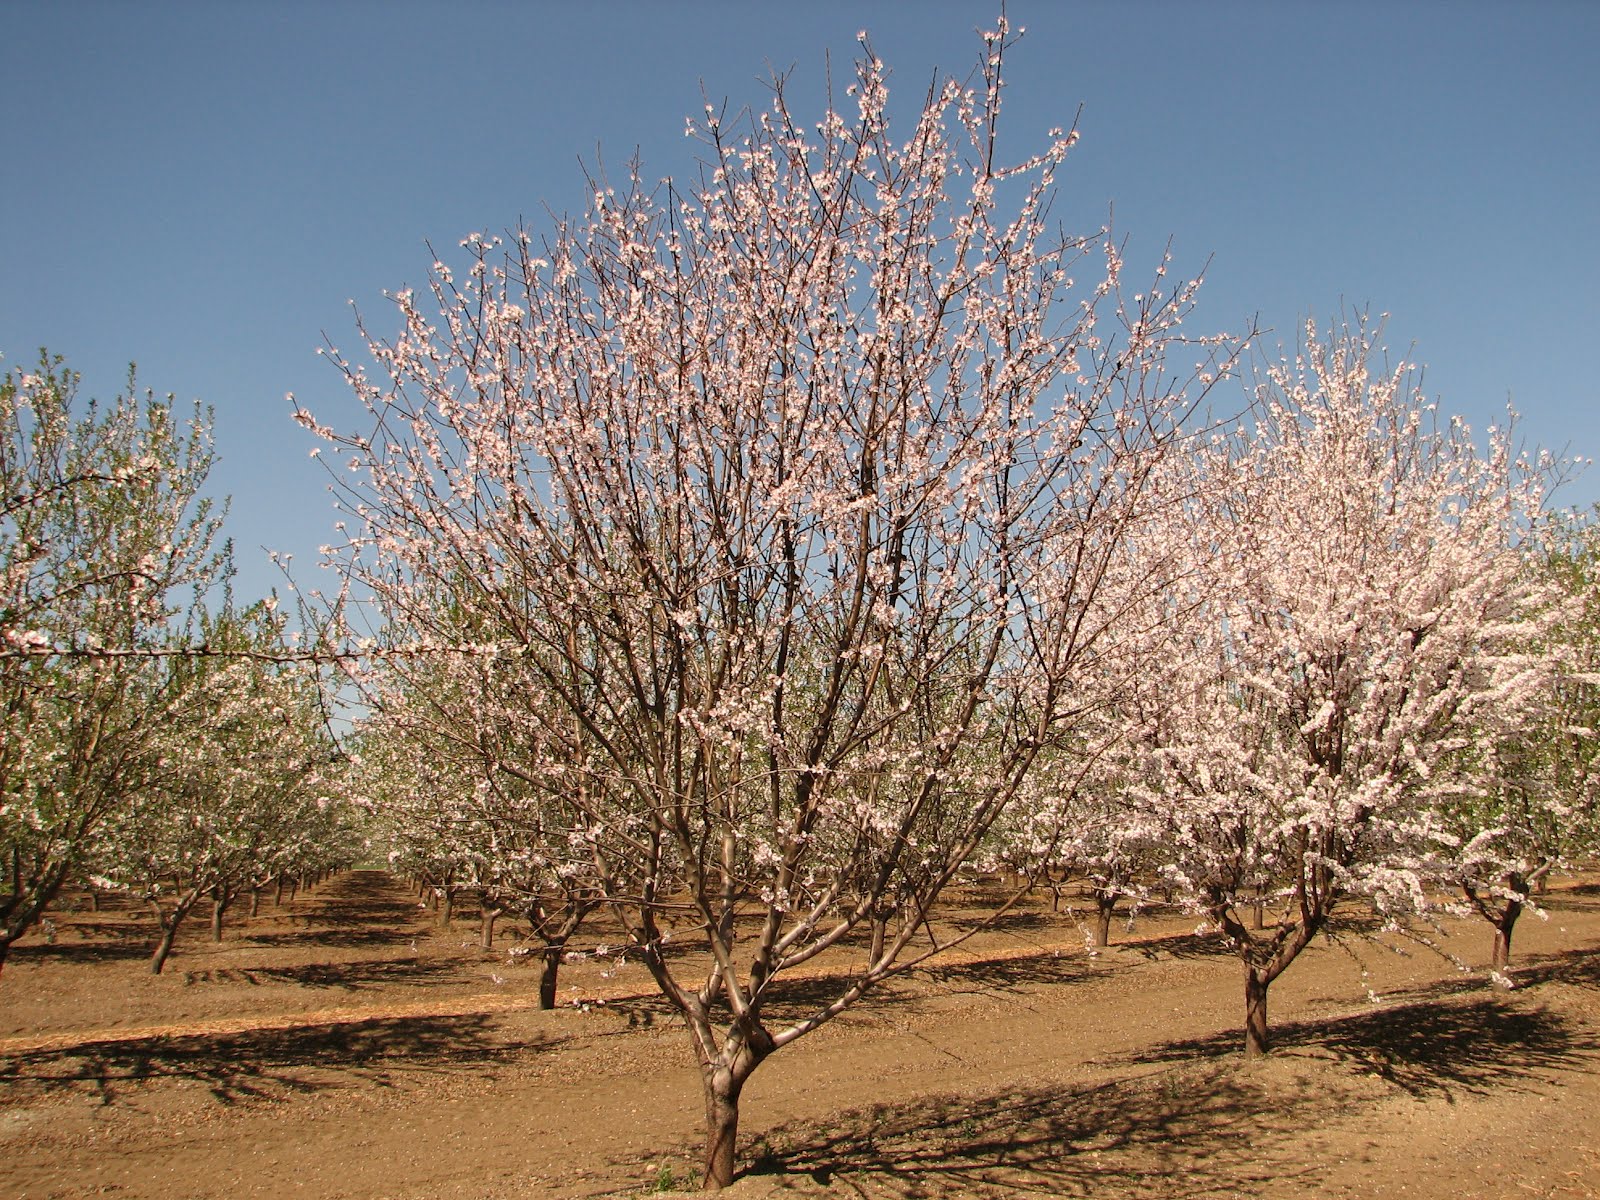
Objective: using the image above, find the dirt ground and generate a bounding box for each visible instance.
[2,870,1598,1200]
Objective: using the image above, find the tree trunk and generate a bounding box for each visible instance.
[437,888,454,928]
[1091,889,1117,949]
[868,912,888,966]
[210,888,233,942]
[1492,899,1522,974]
[1243,969,1270,1057]
[480,904,502,950]
[150,902,196,979]
[539,945,563,1009]
[701,1068,744,1190]
[150,923,180,974]
[249,887,261,918]
[275,876,287,905]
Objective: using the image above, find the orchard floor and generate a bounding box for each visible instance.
[2,872,1599,1200]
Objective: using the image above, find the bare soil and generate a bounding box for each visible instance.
[2,870,1598,1199]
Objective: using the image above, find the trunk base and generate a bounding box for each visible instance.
[1244,971,1270,1056]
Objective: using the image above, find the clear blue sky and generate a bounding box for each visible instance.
[4,0,1597,604]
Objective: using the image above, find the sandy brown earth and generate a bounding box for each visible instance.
[2,870,1598,1199]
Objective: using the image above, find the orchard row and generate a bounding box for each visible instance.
[4,22,1595,1188]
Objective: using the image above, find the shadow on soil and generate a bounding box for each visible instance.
[740,983,1600,1197]
[236,871,433,949]
[0,1011,560,1107]
[8,937,154,967]
[599,945,1120,1031]
[920,950,1109,997]
[1540,885,1600,914]
[1132,992,1600,1100]
[944,908,1061,936]
[743,1060,1327,1199]
[1506,944,1600,991]
[243,925,421,950]
[178,956,468,990]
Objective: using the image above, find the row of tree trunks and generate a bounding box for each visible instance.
[145,869,343,974]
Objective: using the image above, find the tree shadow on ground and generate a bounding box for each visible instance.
[596,947,1111,1032]
[943,908,1060,936]
[1539,887,1600,914]
[1130,994,1600,1101]
[1503,944,1600,991]
[0,1011,560,1107]
[1119,930,1234,962]
[243,925,420,949]
[741,1060,1329,1198]
[177,956,468,991]
[919,950,1108,998]
[8,937,153,967]
[244,871,434,943]
[739,992,1600,1198]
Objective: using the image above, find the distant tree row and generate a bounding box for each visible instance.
[299,24,1599,1188]
[0,356,363,976]
[5,21,1596,1191]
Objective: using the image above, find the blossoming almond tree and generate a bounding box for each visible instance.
[352,641,606,998]
[1133,319,1553,1055]
[1432,511,1600,978]
[979,736,1167,946]
[302,25,1242,1187]
[0,355,226,976]
[92,597,343,974]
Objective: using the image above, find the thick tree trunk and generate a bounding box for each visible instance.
[249,887,261,918]
[210,888,233,942]
[150,924,180,975]
[1493,900,1522,974]
[437,888,454,928]
[275,876,287,905]
[1466,874,1532,982]
[539,946,563,1009]
[480,905,501,950]
[701,1070,744,1190]
[150,892,203,974]
[868,913,888,966]
[1091,889,1117,949]
[1243,969,1270,1057]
